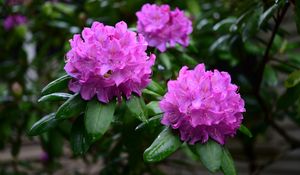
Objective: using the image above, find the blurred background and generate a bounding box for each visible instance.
[1,0,300,174]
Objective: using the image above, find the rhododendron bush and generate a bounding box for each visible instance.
[1,0,300,174]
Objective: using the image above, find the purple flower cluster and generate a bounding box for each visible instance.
[65,21,156,103]
[159,64,245,145]
[6,0,25,6]
[3,14,27,30]
[136,4,192,52]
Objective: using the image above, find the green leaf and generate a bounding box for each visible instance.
[142,89,162,99]
[85,100,115,143]
[181,54,198,66]
[135,114,162,131]
[159,53,172,70]
[213,17,236,31]
[263,65,278,86]
[56,94,86,120]
[144,128,182,162]
[209,35,231,52]
[71,116,90,155]
[41,75,71,95]
[239,124,253,138]
[285,70,300,88]
[28,113,59,136]
[146,101,162,116]
[221,148,237,175]
[242,6,263,42]
[147,80,165,96]
[259,3,278,27]
[47,130,64,157]
[126,95,147,122]
[38,92,72,103]
[192,140,222,172]
[277,83,300,109]
[186,0,200,15]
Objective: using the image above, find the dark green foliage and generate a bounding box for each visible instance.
[126,95,148,122]
[1,0,300,174]
[71,116,90,155]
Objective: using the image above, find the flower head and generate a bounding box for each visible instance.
[159,64,245,145]
[136,4,192,52]
[3,14,27,30]
[6,0,25,6]
[65,21,156,103]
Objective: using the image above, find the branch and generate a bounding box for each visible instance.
[271,57,300,70]
[255,92,300,149]
[254,3,290,94]
[252,149,287,175]
[268,120,300,149]
[252,1,300,149]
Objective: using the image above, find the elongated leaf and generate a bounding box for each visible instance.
[181,54,198,66]
[242,7,263,42]
[85,100,115,143]
[159,53,172,70]
[28,113,59,136]
[192,140,222,172]
[209,35,231,52]
[221,148,237,175]
[259,3,278,27]
[48,130,64,157]
[142,89,162,99]
[126,95,147,122]
[38,92,72,103]
[213,17,236,31]
[41,75,71,95]
[147,81,165,96]
[285,70,300,88]
[146,101,162,116]
[144,128,182,162]
[56,94,86,120]
[71,116,90,155]
[239,124,253,138]
[277,83,300,109]
[263,65,278,86]
[135,114,162,131]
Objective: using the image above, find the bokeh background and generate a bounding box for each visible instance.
[1,0,300,174]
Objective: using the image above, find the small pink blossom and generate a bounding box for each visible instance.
[3,14,27,30]
[136,4,192,52]
[65,21,156,103]
[159,64,245,145]
[6,0,25,6]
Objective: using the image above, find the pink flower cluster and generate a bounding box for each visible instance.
[159,64,245,145]
[64,21,156,103]
[3,14,27,30]
[136,4,192,52]
[6,0,25,6]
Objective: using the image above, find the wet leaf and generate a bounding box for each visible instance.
[41,75,71,95]
[85,100,115,143]
[28,113,59,136]
[192,140,222,172]
[144,128,182,162]
[56,94,86,120]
